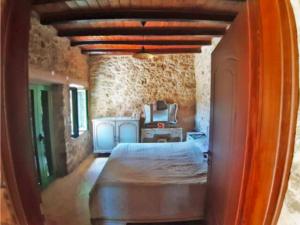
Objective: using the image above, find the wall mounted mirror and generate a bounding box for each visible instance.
[144,100,178,124]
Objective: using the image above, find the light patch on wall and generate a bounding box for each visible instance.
[194,38,220,137]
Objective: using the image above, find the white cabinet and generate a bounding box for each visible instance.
[116,121,139,144]
[92,117,139,153]
[93,121,115,152]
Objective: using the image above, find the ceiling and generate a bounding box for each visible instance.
[32,0,245,55]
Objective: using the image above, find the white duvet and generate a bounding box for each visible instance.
[100,142,207,184]
[90,141,208,222]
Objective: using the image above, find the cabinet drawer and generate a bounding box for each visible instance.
[141,128,183,143]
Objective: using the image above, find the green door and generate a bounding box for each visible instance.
[29,85,55,189]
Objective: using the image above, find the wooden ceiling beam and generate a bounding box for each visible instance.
[58,27,226,37]
[71,39,211,47]
[40,9,237,25]
[82,48,202,55]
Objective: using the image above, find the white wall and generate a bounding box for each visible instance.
[194,38,220,137]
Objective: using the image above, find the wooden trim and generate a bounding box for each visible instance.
[1,0,44,224]
[270,2,299,223]
[239,0,299,225]
[39,9,237,25]
[82,48,202,55]
[57,27,226,37]
[29,64,89,88]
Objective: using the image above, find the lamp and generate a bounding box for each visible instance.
[132,47,155,60]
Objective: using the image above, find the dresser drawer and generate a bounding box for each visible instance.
[141,128,183,143]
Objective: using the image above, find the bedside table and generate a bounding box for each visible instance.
[186,132,209,154]
[186,132,206,141]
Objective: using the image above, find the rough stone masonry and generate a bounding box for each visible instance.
[89,54,197,133]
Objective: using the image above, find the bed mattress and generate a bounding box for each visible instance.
[89,141,208,222]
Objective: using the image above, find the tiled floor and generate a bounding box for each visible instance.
[43,155,108,225]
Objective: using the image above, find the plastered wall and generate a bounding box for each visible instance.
[194,38,220,137]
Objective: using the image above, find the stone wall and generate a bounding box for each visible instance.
[29,16,88,80]
[89,54,196,133]
[62,86,92,172]
[194,38,220,137]
[29,16,91,173]
[278,0,300,224]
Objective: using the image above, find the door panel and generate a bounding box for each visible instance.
[30,85,55,188]
[94,121,115,151]
[41,90,53,176]
[29,89,42,185]
[207,5,250,225]
[116,121,138,144]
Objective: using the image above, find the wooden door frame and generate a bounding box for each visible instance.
[239,1,299,224]
[1,0,44,224]
[0,1,298,225]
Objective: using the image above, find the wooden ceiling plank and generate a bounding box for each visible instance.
[32,2,70,14]
[130,0,152,8]
[40,9,237,25]
[57,27,226,36]
[33,0,68,3]
[145,20,229,28]
[69,35,214,42]
[80,44,202,50]
[70,39,211,46]
[119,0,130,8]
[96,0,111,8]
[86,0,100,8]
[108,0,121,8]
[75,0,89,8]
[65,1,80,9]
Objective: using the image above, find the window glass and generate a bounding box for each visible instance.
[69,86,88,138]
[69,89,75,136]
[77,89,87,133]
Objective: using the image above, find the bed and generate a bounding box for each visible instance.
[89,141,208,225]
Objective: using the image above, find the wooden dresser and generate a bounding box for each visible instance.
[141,128,183,143]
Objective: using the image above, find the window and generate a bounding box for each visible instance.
[69,85,88,138]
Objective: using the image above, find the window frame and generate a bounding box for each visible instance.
[69,86,88,138]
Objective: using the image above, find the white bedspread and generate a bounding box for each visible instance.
[90,142,208,222]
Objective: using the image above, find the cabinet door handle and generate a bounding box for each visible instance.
[38,133,45,142]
